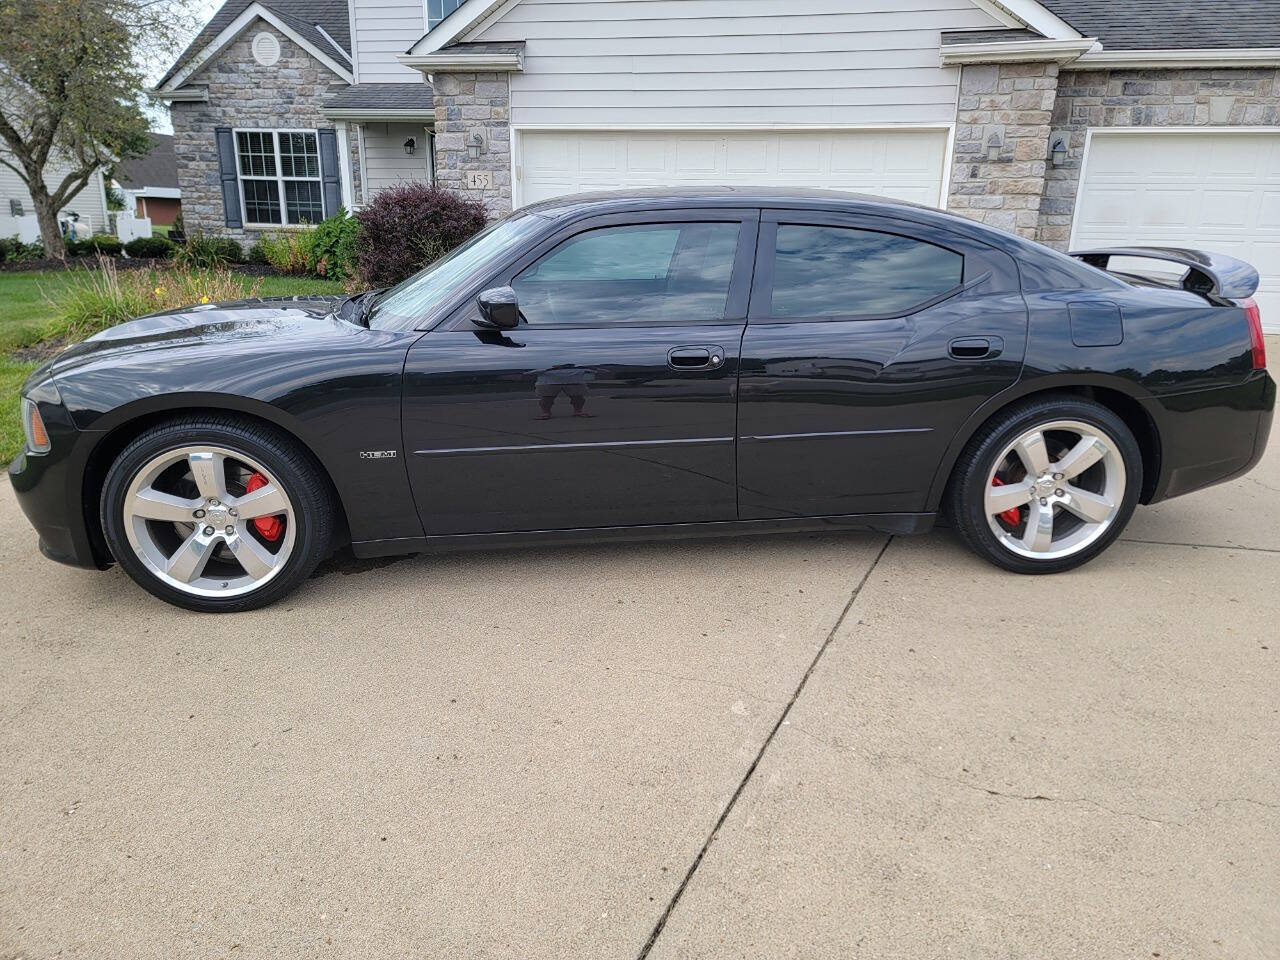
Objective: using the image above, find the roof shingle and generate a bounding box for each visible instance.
[1040,0,1280,50]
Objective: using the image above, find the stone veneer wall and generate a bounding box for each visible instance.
[947,62,1060,240]
[1037,67,1280,249]
[431,72,513,217]
[169,24,342,245]
[346,125,363,208]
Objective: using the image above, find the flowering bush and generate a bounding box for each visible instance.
[354,184,487,288]
[54,257,262,341]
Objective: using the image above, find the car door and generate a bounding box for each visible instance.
[737,210,1028,519]
[403,210,759,536]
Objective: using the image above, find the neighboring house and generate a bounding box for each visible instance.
[155,0,1280,327]
[0,148,110,242]
[112,133,183,227]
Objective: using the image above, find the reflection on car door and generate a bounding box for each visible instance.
[737,211,1028,519]
[402,211,759,535]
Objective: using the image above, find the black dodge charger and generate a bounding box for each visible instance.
[10,189,1275,611]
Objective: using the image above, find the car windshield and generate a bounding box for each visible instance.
[368,213,549,329]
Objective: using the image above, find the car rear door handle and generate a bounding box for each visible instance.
[948,336,1003,360]
[668,346,724,370]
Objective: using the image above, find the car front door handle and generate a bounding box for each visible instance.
[668,346,724,370]
[948,336,1003,360]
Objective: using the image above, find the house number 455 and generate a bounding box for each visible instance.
[465,171,493,190]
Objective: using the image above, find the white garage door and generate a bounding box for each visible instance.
[1073,131,1280,331]
[516,129,949,210]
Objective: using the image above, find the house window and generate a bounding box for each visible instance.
[234,130,324,226]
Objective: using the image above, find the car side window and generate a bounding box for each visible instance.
[512,222,740,326]
[769,225,963,319]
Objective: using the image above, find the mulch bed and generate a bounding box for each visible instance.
[11,336,69,364]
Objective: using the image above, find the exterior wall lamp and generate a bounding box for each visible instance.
[1050,135,1068,167]
[467,131,487,160]
[404,137,417,156]
[985,132,1003,162]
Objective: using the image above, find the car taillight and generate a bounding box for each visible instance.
[1243,297,1267,370]
[22,397,51,453]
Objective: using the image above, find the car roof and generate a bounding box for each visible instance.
[519,186,1030,250]
[522,186,938,219]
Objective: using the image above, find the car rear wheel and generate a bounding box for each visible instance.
[947,397,1143,574]
[101,417,335,612]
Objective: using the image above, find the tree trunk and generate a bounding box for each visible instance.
[29,189,66,260]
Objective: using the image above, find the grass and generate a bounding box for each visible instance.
[0,267,344,465]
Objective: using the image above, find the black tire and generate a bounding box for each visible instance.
[946,395,1143,574]
[101,415,336,612]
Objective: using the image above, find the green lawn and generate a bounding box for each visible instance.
[0,268,343,464]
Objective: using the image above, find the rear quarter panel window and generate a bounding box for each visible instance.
[770,225,963,318]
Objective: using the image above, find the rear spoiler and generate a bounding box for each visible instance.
[1068,247,1259,302]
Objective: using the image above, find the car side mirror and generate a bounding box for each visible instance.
[476,286,520,330]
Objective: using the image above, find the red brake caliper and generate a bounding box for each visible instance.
[990,475,1022,527]
[245,472,284,541]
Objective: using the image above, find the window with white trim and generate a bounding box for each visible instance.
[234,129,324,226]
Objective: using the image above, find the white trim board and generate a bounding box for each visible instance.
[968,0,1081,39]
[941,37,1098,64]
[160,3,354,91]
[408,0,509,55]
[1073,48,1280,69]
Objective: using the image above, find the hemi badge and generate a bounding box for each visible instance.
[359,450,398,459]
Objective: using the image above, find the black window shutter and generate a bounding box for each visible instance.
[318,128,341,218]
[214,127,242,229]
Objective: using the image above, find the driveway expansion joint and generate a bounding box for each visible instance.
[635,535,894,960]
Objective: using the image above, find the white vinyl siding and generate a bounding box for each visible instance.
[351,0,426,83]
[517,129,950,208]
[467,0,1003,127]
[0,151,108,239]
[361,122,434,195]
[1073,130,1280,332]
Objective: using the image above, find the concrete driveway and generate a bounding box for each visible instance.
[2,342,1277,960]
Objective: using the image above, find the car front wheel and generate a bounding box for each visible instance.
[947,396,1143,574]
[101,416,335,612]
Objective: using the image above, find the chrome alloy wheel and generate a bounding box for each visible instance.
[984,420,1126,561]
[122,445,296,598]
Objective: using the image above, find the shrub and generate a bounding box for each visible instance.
[308,210,360,282]
[354,184,487,288]
[86,234,123,256]
[54,257,261,341]
[246,239,269,265]
[174,231,243,270]
[256,229,316,275]
[0,237,44,263]
[124,236,177,259]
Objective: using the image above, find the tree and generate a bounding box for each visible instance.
[0,0,184,258]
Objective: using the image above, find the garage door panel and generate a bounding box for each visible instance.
[518,129,948,212]
[1075,132,1280,332]
[1139,188,1199,227]
[1077,187,1134,227]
